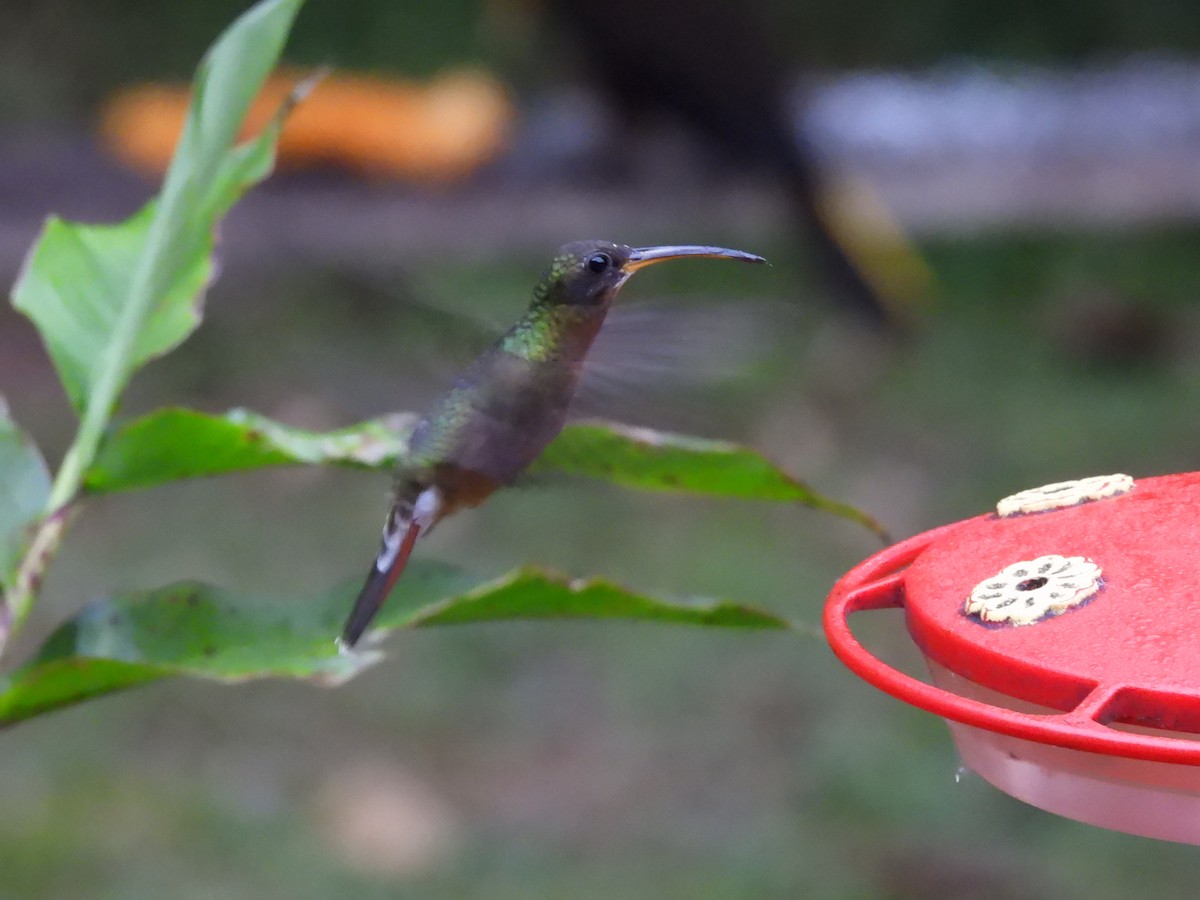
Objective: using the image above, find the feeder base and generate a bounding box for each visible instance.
[929,662,1200,844]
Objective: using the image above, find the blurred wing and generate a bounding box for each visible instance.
[575,297,799,433]
[323,265,502,385]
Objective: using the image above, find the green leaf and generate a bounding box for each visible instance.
[11,0,304,415]
[0,564,793,726]
[86,408,886,537]
[532,420,890,539]
[85,408,415,493]
[10,206,205,409]
[0,0,309,659]
[9,0,308,538]
[0,401,52,590]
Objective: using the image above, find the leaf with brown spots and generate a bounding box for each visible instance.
[0,563,797,726]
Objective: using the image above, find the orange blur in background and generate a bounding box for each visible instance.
[99,67,514,183]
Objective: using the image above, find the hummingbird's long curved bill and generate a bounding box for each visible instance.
[625,245,767,272]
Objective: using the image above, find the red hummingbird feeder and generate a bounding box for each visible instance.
[824,471,1200,843]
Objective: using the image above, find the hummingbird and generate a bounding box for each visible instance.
[340,240,766,649]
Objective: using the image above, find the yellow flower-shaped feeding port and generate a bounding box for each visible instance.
[996,474,1133,517]
[965,555,1103,626]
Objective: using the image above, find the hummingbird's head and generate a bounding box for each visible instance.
[535,241,636,309]
[536,240,767,309]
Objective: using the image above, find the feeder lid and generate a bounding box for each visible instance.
[824,471,1200,766]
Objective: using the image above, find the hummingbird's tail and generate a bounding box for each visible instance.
[340,486,446,648]
[340,508,422,649]
[341,483,446,648]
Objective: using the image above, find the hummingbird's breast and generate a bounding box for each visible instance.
[406,346,583,489]
[398,301,606,517]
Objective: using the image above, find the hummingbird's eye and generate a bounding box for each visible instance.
[586,253,612,274]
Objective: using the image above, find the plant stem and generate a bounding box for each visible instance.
[0,186,176,660]
[0,1,309,659]
[0,404,108,657]
[1,507,72,657]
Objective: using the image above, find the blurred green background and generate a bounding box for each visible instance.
[5,1,1200,898]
